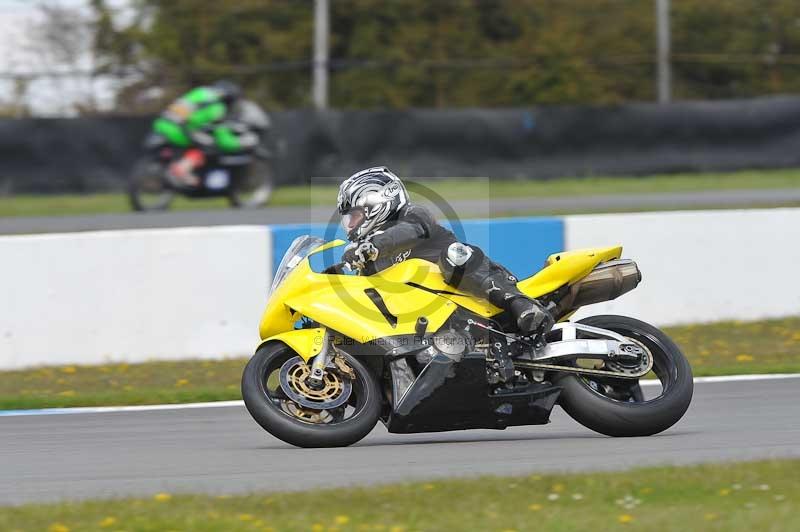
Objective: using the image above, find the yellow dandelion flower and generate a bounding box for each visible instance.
[61,366,77,374]
[422,483,435,490]
[618,514,634,524]
[335,515,351,525]
[175,378,190,387]
[99,516,117,527]
[153,492,172,502]
[705,513,717,521]
[640,487,653,494]
[311,524,325,532]
[529,503,543,511]
[719,488,731,496]
[239,514,254,521]
[389,526,405,532]
[58,390,76,397]
[736,354,754,362]
[551,483,565,493]
[49,524,70,532]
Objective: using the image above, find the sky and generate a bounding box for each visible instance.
[0,0,130,116]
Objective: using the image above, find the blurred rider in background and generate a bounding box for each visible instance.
[153,80,263,187]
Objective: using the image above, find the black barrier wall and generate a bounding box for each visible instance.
[2,96,800,194]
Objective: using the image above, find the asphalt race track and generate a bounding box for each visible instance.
[3,188,800,235]
[2,377,799,505]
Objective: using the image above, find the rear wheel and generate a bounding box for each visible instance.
[128,157,175,212]
[228,158,274,208]
[241,342,381,448]
[555,315,693,437]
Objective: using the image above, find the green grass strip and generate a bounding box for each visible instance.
[1,316,799,410]
[1,459,797,531]
[2,167,800,217]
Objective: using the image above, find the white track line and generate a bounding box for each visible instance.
[1,373,798,417]
[640,372,800,386]
[0,400,244,417]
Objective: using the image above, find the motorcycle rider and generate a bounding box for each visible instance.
[338,167,555,339]
[153,80,261,187]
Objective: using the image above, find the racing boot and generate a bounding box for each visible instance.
[168,148,204,187]
[481,274,554,336]
[508,296,554,336]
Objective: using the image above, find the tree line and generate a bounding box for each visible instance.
[91,0,800,111]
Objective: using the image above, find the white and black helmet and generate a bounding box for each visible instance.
[338,166,409,241]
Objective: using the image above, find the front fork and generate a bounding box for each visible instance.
[307,333,357,387]
[307,332,333,387]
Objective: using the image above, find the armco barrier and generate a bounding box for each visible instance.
[565,208,800,325]
[0,226,271,370]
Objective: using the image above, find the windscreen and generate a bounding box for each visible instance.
[269,235,325,295]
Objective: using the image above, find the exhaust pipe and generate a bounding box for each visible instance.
[554,259,641,318]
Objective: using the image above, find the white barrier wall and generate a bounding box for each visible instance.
[0,226,271,370]
[565,208,800,326]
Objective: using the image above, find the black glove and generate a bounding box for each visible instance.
[342,240,379,270]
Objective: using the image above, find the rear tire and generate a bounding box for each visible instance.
[556,315,693,437]
[228,158,274,208]
[241,342,381,448]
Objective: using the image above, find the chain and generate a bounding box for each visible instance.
[514,359,652,379]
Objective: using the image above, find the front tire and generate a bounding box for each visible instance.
[556,315,693,437]
[128,157,175,212]
[241,342,381,448]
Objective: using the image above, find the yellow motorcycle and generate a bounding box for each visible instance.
[242,236,693,448]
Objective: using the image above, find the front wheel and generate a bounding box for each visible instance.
[555,315,693,437]
[128,157,175,212]
[241,342,381,448]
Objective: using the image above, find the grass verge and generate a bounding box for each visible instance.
[2,168,800,217]
[0,316,798,410]
[1,460,797,531]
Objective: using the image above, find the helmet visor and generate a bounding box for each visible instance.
[340,207,366,235]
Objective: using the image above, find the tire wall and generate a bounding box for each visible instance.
[3,95,800,193]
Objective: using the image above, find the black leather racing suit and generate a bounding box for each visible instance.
[363,204,531,313]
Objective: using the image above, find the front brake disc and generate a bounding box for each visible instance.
[278,356,352,409]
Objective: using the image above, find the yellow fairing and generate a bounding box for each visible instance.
[259,257,458,344]
[376,259,501,318]
[259,243,623,343]
[518,246,623,298]
[258,328,326,362]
